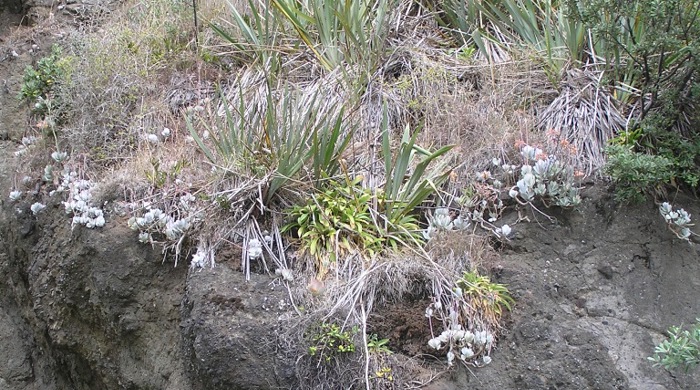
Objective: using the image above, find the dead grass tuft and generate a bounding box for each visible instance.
[538,68,626,176]
[282,230,505,388]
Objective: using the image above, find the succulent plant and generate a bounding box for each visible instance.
[423,207,470,240]
[31,202,46,215]
[9,190,22,201]
[509,145,581,207]
[659,202,694,241]
[51,151,68,163]
[427,326,493,366]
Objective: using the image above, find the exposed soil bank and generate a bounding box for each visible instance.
[2,3,700,389]
[2,152,700,389]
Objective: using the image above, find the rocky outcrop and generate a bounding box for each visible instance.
[0,0,25,14]
[181,265,296,390]
[0,181,297,390]
[0,201,190,389]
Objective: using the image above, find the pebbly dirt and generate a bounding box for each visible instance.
[2,3,700,390]
[426,185,700,390]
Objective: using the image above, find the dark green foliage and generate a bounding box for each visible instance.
[604,144,673,203]
[19,45,66,114]
[571,0,700,109]
[649,320,700,372]
[642,123,700,189]
[570,0,700,190]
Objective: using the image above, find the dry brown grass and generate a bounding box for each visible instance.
[282,229,507,388]
[49,0,229,168]
[538,68,626,176]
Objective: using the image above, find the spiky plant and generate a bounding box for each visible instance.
[538,68,626,175]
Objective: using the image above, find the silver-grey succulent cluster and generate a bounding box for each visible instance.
[423,207,470,240]
[427,324,494,366]
[31,202,46,215]
[191,241,215,269]
[509,145,581,207]
[14,136,37,157]
[425,300,494,366]
[128,194,196,244]
[247,238,263,260]
[59,171,106,228]
[51,151,68,163]
[9,190,22,202]
[659,202,694,241]
[43,165,53,182]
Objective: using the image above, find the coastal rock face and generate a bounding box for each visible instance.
[1,153,700,390]
[1,3,700,389]
[0,201,295,390]
[0,0,24,14]
[181,265,296,390]
[0,204,190,389]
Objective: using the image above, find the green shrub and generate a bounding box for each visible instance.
[573,0,700,112]
[642,124,700,190]
[19,45,71,114]
[649,320,700,372]
[308,322,358,362]
[282,177,383,275]
[604,144,673,203]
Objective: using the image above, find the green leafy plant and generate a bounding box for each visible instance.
[282,177,383,276]
[308,322,358,362]
[649,319,700,372]
[19,45,71,114]
[644,128,700,190]
[284,105,455,267]
[604,144,673,203]
[366,334,392,354]
[379,107,454,249]
[456,270,514,328]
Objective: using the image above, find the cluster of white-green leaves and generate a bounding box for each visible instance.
[127,194,197,244]
[58,170,105,228]
[508,145,581,207]
[659,202,694,241]
[426,322,494,366]
[423,207,470,240]
[14,136,37,157]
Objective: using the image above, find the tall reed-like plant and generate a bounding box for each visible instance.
[211,0,283,71]
[377,105,454,248]
[187,78,355,205]
[271,0,391,72]
[438,0,590,80]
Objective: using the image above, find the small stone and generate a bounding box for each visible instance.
[597,265,614,280]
